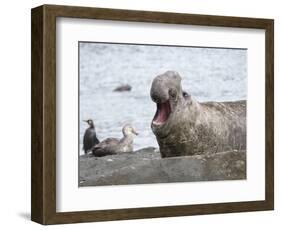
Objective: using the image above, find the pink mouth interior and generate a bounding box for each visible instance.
[153,100,171,124]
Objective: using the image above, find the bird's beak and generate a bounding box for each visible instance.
[83,120,88,123]
[133,130,139,135]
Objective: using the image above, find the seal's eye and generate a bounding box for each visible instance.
[183,91,189,98]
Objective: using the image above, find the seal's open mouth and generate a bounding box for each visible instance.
[152,100,171,125]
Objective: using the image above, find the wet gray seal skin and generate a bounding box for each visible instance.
[91,124,138,157]
[150,71,246,158]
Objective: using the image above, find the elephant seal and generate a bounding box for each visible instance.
[150,71,246,158]
[113,84,132,92]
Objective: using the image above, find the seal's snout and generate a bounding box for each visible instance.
[150,77,169,103]
[150,90,169,103]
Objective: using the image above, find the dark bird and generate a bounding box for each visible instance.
[83,119,100,155]
[92,124,138,157]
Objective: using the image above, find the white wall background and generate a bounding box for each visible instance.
[0,0,279,229]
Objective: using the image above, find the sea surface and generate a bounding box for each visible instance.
[79,42,247,154]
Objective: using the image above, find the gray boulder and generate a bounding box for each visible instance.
[79,147,246,186]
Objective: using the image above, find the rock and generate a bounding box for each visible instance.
[113,84,132,92]
[79,147,246,186]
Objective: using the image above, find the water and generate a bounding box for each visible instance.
[79,42,247,153]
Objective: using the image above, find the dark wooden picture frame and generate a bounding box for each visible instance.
[31,4,274,225]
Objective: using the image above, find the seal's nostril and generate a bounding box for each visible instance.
[169,89,177,99]
[150,92,158,102]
